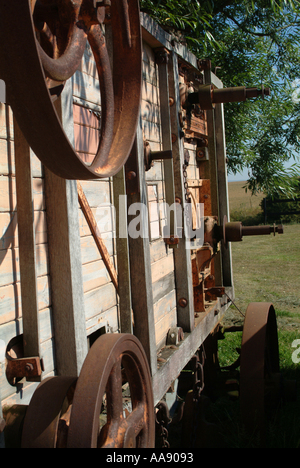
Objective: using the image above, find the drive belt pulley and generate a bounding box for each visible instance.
[0,0,142,180]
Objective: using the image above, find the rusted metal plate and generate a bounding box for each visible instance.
[0,0,142,180]
[6,357,43,384]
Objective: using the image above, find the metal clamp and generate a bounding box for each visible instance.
[6,356,44,386]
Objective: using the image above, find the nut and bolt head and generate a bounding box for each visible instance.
[179,298,188,308]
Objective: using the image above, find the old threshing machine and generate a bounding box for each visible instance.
[0,0,288,448]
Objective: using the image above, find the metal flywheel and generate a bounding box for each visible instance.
[21,334,155,448]
[0,0,142,180]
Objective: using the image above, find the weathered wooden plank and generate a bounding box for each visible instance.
[84,282,117,322]
[151,254,174,284]
[156,48,176,240]
[214,98,234,288]
[150,238,168,264]
[155,307,177,349]
[0,138,14,176]
[72,70,100,107]
[168,51,195,332]
[204,68,223,286]
[82,259,111,293]
[78,206,113,237]
[0,104,13,141]
[141,99,160,125]
[154,290,177,324]
[44,83,87,377]
[0,243,48,288]
[152,271,175,305]
[74,123,99,154]
[14,119,41,363]
[113,167,133,334]
[0,211,47,251]
[0,176,44,213]
[141,13,172,50]
[0,275,51,326]
[127,128,157,376]
[145,160,163,182]
[0,138,43,178]
[79,180,111,207]
[78,42,97,77]
[86,305,119,337]
[80,234,114,265]
[73,104,99,128]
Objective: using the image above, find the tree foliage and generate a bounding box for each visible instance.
[140,0,300,196]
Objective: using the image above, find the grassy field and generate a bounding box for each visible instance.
[228,181,265,224]
[215,182,300,447]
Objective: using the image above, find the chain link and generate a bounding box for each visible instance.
[155,401,171,448]
[191,345,206,447]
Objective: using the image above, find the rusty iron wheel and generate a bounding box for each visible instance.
[67,334,155,448]
[21,376,77,448]
[0,0,142,180]
[239,302,280,443]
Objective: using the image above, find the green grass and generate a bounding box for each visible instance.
[229,224,300,320]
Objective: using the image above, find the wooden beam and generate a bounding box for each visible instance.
[77,181,119,294]
[14,118,41,371]
[155,48,176,241]
[44,81,87,377]
[168,51,195,333]
[214,98,234,288]
[204,68,223,287]
[113,167,133,334]
[127,124,157,376]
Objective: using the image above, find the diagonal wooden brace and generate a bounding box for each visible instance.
[77,182,119,293]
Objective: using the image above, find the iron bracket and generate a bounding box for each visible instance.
[6,356,44,385]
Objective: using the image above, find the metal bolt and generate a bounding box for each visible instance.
[25,363,34,372]
[127,171,136,181]
[179,298,188,308]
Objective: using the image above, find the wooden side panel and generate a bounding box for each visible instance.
[142,43,177,350]
[73,42,119,336]
[0,103,55,402]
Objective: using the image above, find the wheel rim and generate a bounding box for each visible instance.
[21,376,77,448]
[239,302,280,441]
[68,334,155,448]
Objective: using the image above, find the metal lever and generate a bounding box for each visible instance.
[187,85,270,110]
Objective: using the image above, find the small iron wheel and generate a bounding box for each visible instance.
[239,302,280,443]
[21,376,77,448]
[68,334,155,448]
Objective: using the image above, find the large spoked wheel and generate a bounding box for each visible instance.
[0,0,142,180]
[68,334,155,448]
[21,376,77,448]
[239,303,280,443]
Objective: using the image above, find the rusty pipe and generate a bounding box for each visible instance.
[188,85,270,110]
[224,221,283,243]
